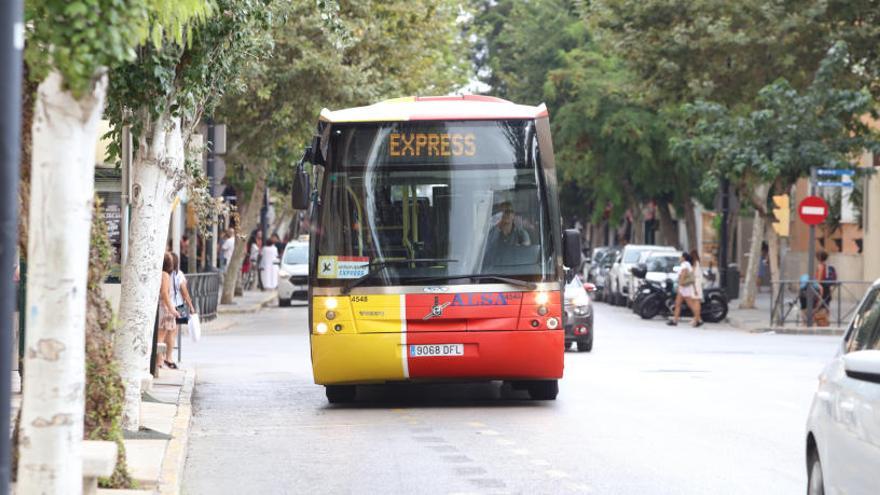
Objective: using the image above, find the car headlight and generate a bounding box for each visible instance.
[279,269,290,278]
[574,305,592,317]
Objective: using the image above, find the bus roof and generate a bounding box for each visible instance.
[319,95,549,123]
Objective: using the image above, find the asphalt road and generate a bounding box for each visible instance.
[182,299,840,495]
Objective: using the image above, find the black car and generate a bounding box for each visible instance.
[564,278,595,352]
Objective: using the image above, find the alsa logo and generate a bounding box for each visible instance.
[451,293,518,306]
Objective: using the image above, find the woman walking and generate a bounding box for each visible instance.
[158,253,180,368]
[667,252,703,327]
[260,235,279,290]
[689,249,704,327]
[169,253,196,368]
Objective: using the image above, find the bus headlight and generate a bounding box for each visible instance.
[316,322,328,334]
[546,317,559,329]
[325,311,336,320]
[535,292,549,305]
[324,297,338,310]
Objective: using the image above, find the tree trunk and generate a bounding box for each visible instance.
[739,210,766,309]
[18,67,38,257]
[739,183,771,309]
[631,204,644,244]
[681,194,698,251]
[187,227,198,274]
[18,71,107,493]
[656,200,678,248]
[115,113,186,431]
[221,171,267,304]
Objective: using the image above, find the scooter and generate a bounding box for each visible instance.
[635,277,728,323]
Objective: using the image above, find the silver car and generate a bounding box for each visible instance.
[805,279,880,495]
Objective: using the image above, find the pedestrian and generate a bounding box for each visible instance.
[180,235,190,273]
[158,252,180,368]
[689,249,704,327]
[260,235,279,290]
[220,228,235,271]
[271,233,285,254]
[815,250,833,307]
[667,252,702,327]
[171,253,196,362]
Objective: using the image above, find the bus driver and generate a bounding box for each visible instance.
[485,201,531,259]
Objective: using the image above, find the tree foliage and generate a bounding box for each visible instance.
[24,0,211,97]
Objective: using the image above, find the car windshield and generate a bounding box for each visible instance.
[623,248,647,263]
[315,120,554,286]
[283,244,308,265]
[646,256,678,273]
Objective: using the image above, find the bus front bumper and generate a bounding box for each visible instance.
[311,330,564,385]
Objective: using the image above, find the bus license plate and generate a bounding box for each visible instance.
[409,344,464,357]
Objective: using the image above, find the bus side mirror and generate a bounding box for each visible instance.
[563,229,582,269]
[292,148,311,210]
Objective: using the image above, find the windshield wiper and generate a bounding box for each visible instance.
[410,274,538,290]
[340,258,458,295]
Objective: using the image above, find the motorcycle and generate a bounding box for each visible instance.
[633,274,728,323]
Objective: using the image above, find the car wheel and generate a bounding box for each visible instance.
[577,338,592,352]
[807,450,825,495]
[325,385,357,404]
[279,297,291,307]
[527,380,558,400]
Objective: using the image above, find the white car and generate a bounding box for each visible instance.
[806,278,880,495]
[627,250,681,303]
[277,241,309,307]
[607,244,675,307]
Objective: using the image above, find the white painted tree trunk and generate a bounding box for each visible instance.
[18,71,107,494]
[739,184,771,309]
[115,113,186,431]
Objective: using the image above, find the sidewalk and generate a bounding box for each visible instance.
[725,288,846,336]
[10,289,276,494]
[216,290,277,315]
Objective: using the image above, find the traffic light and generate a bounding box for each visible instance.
[772,194,790,236]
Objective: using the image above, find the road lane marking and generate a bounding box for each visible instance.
[478,429,500,436]
[511,448,529,455]
[495,438,516,446]
[466,421,486,428]
[531,459,550,467]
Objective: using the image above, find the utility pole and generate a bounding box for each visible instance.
[0,2,23,493]
[719,177,730,291]
[806,167,817,327]
[0,0,24,495]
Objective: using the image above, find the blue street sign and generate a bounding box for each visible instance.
[817,181,854,188]
[817,168,856,176]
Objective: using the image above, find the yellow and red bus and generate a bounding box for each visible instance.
[293,95,581,403]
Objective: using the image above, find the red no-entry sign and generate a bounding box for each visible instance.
[798,195,829,225]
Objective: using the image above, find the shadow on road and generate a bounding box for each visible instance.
[322,381,551,410]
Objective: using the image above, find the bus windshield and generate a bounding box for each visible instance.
[315,120,554,286]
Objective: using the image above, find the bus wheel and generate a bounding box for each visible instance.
[527,380,558,400]
[326,385,356,404]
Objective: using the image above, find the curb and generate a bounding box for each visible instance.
[158,367,196,495]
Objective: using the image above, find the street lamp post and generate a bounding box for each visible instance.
[0,2,23,493]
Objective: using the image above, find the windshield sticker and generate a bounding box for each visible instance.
[317,256,369,279]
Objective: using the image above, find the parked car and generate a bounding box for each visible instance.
[805,278,880,495]
[277,240,309,307]
[587,247,619,302]
[607,244,675,307]
[629,251,681,312]
[564,276,594,352]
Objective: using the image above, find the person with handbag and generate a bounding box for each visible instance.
[668,251,703,327]
[158,253,181,368]
[168,253,196,369]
